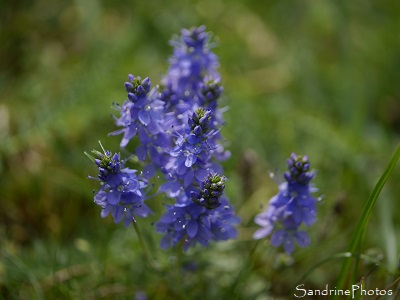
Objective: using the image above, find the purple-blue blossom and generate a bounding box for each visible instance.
[155,173,239,251]
[86,26,239,251]
[159,26,225,139]
[253,153,318,254]
[163,25,220,99]
[88,146,153,226]
[158,108,223,204]
[110,75,167,151]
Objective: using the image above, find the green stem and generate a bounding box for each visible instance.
[230,240,262,299]
[131,221,160,271]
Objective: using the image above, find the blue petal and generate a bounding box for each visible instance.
[187,203,204,218]
[126,178,139,191]
[177,161,187,175]
[303,208,317,226]
[158,212,175,224]
[186,220,199,238]
[195,168,208,183]
[100,205,111,218]
[143,163,156,179]
[105,173,121,187]
[253,226,273,239]
[159,181,181,197]
[197,226,210,247]
[254,212,271,227]
[224,227,238,239]
[107,191,121,205]
[136,145,147,161]
[184,170,194,187]
[283,235,295,254]
[120,126,137,147]
[174,218,185,231]
[295,231,310,247]
[138,110,151,125]
[185,153,197,167]
[270,229,286,247]
[155,221,170,233]
[155,133,170,148]
[147,121,160,135]
[160,234,172,249]
[124,210,134,227]
[201,215,211,228]
[133,204,153,218]
[113,206,124,223]
[138,127,149,142]
[94,192,107,205]
[187,134,199,145]
[136,95,147,107]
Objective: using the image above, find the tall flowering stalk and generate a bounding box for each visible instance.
[253,153,318,254]
[153,26,238,250]
[86,26,239,251]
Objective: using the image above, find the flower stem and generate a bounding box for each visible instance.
[229,240,261,298]
[131,221,160,270]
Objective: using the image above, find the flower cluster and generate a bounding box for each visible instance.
[87,26,239,251]
[110,75,168,170]
[155,173,239,251]
[87,26,321,255]
[87,146,152,227]
[253,153,318,254]
[163,25,220,101]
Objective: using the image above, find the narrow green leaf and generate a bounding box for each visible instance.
[334,144,400,298]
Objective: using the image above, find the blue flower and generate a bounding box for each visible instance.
[164,26,220,97]
[208,197,240,241]
[88,146,153,226]
[87,27,240,252]
[155,173,239,251]
[156,27,230,194]
[155,201,209,251]
[158,108,222,203]
[110,75,166,150]
[253,153,318,254]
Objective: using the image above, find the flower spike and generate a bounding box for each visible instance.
[253,153,318,254]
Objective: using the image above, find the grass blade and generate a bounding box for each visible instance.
[334,144,400,297]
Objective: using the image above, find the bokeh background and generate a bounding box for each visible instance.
[1,0,400,299]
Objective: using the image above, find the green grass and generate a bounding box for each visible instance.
[1,0,400,299]
[334,145,400,297]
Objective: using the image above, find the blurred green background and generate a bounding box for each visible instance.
[1,0,400,299]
